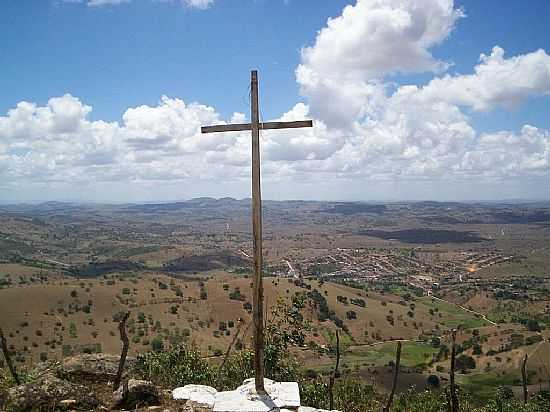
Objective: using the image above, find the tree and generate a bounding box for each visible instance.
[472,343,483,356]
[151,336,164,352]
[455,354,476,371]
[526,319,541,332]
[427,374,440,387]
[346,310,357,320]
[69,322,77,338]
[264,295,309,380]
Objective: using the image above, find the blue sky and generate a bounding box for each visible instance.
[1,0,347,122]
[1,0,548,127]
[1,0,550,202]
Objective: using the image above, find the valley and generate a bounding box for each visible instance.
[1,199,550,401]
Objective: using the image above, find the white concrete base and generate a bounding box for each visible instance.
[172,384,217,409]
[173,379,338,412]
[214,390,278,412]
[212,378,300,412]
[237,379,300,409]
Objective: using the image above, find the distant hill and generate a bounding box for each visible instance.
[320,203,386,215]
[359,228,488,244]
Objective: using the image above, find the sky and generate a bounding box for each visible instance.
[1,0,549,203]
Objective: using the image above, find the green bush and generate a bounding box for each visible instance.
[135,344,214,388]
[300,378,380,412]
[217,350,254,390]
[299,379,330,410]
[333,378,379,412]
[151,336,164,352]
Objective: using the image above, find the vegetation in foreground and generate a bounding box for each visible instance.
[128,297,550,412]
[3,297,548,412]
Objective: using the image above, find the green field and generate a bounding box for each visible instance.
[459,371,522,401]
[419,298,490,329]
[113,245,163,258]
[314,341,439,373]
[0,237,32,257]
[351,341,439,367]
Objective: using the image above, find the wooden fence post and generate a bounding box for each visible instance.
[450,329,459,412]
[522,353,528,405]
[113,312,130,391]
[383,341,402,412]
[329,330,341,410]
[216,320,250,388]
[0,327,20,385]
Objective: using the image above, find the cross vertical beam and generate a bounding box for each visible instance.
[201,70,312,394]
[250,70,266,393]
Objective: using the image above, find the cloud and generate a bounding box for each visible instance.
[296,0,464,127]
[4,88,547,190]
[5,0,550,200]
[460,125,550,176]
[294,44,550,181]
[62,0,215,8]
[87,0,130,6]
[411,47,550,111]
[288,0,550,184]
[182,0,214,9]
[0,95,122,185]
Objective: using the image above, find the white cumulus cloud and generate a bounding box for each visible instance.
[5,0,550,200]
[296,0,463,127]
[412,46,550,111]
[182,0,214,10]
[87,0,131,6]
[62,0,214,8]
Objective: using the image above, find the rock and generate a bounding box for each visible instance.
[147,406,163,411]
[59,399,77,408]
[237,379,300,410]
[59,354,136,382]
[5,373,98,412]
[31,360,62,377]
[170,379,341,412]
[212,379,300,412]
[112,379,159,409]
[173,384,217,410]
[214,390,276,412]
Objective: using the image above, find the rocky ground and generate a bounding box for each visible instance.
[1,354,337,412]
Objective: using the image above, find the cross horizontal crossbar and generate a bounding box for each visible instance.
[201,120,313,134]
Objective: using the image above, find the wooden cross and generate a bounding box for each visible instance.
[201,70,313,393]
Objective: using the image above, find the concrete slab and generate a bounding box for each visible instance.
[213,378,301,412]
[236,379,300,409]
[213,390,277,412]
[173,384,217,409]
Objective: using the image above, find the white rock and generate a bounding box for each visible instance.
[173,384,217,409]
[213,379,301,412]
[236,379,300,409]
[214,390,277,412]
